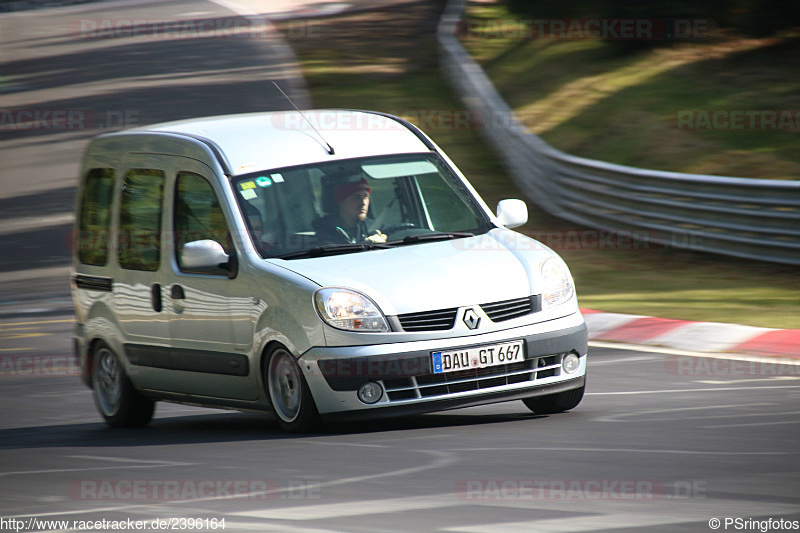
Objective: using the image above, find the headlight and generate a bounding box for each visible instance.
[314,288,389,332]
[541,257,575,309]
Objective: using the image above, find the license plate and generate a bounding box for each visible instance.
[431,340,524,374]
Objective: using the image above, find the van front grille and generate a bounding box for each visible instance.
[480,296,539,322]
[396,296,540,332]
[397,308,458,332]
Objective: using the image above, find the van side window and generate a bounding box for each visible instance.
[174,172,232,273]
[77,168,114,266]
[118,169,165,271]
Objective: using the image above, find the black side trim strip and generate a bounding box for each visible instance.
[171,347,248,376]
[125,344,249,377]
[74,274,113,292]
[126,344,166,368]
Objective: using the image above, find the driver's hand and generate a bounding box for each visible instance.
[365,231,387,244]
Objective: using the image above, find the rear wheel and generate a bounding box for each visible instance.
[265,346,320,433]
[92,342,154,427]
[522,384,585,415]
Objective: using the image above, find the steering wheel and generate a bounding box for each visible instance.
[383,222,416,235]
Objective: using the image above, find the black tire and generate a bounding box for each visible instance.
[91,342,155,427]
[522,384,585,415]
[265,345,320,433]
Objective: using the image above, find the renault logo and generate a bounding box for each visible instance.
[463,308,481,330]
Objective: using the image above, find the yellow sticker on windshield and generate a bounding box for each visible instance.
[240,181,256,190]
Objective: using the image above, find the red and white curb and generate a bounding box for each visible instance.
[581,309,800,358]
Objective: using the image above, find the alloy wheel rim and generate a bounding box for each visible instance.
[95,349,122,416]
[268,350,302,423]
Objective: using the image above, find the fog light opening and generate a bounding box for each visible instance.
[562,353,580,374]
[357,381,383,404]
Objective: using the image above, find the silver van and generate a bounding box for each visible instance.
[71,110,587,432]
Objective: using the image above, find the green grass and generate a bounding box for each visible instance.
[463,4,800,180]
[561,247,798,327]
[277,2,799,329]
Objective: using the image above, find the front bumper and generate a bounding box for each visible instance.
[299,312,588,419]
[323,375,585,422]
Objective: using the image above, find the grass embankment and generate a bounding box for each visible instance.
[277,1,799,329]
[462,3,800,180]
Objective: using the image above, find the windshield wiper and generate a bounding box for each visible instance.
[388,232,474,246]
[276,233,474,258]
[275,242,393,260]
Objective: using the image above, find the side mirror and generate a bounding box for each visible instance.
[496,199,528,229]
[181,240,230,269]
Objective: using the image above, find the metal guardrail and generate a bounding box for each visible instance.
[437,0,800,265]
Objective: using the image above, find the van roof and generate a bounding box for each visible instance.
[125,110,434,176]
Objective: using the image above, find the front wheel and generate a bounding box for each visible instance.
[522,384,584,415]
[92,342,155,427]
[265,346,320,433]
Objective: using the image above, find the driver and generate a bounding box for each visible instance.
[314,177,387,244]
[243,202,278,253]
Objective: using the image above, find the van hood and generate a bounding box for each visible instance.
[270,229,554,315]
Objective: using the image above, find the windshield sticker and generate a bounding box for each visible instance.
[240,181,256,190]
[255,176,272,187]
[270,173,285,183]
[240,189,257,200]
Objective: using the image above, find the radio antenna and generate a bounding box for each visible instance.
[272,81,334,155]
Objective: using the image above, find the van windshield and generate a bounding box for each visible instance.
[232,153,493,259]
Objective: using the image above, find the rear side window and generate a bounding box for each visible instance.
[77,168,114,266]
[174,172,232,273]
[118,169,165,271]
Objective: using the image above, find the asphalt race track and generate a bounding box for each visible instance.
[1,1,798,532]
[2,323,799,531]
